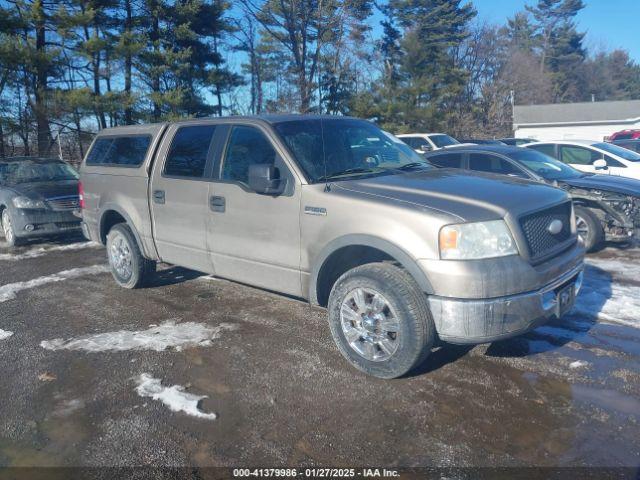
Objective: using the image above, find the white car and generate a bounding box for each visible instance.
[397,133,465,153]
[526,140,640,180]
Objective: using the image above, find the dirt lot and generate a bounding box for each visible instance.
[1,234,639,473]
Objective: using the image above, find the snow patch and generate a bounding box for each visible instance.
[573,266,640,328]
[40,320,237,352]
[569,360,588,369]
[0,329,13,340]
[0,242,100,262]
[134,373,217,420]
[586,258,640,283]
[0,265,109,303]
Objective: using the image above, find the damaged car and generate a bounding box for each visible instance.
[425,145,640,252]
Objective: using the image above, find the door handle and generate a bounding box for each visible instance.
[153,190,165,204]
[209,195,225,213]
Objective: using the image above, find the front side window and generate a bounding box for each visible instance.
[428,153,463,169]
[86,135,151,167]
[273,119,429,183]
[164,125,216,178]
[221,126,277,183]
[469,153,523,176]
[559,145,602,165]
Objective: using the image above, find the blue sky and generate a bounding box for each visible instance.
[471,0,639,61]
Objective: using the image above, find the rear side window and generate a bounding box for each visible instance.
[86,135,151,167]
[164,125,217,178]
[528,144,556,158]
[469,153,523,175]
[428,153,463,168]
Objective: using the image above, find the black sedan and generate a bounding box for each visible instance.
[0,157,81,247]
[424,145,640,252]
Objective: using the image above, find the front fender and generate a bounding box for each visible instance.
[308,234,434,305]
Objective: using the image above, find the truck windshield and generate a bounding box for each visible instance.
[273,118,430,183]
[1,161,78,185]
[510,150,582,180]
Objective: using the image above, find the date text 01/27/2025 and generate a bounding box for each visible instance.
[232,468,400,478]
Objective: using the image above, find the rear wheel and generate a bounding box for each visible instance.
[106,223,156,288]
[1,209,22,247]
[575,206,604,252]
[327,262,435,379]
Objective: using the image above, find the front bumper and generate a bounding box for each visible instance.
[428,263,583,345]
[11,208,81,238]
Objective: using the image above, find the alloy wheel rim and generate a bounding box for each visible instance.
[340,287,400,362]
[109,233,133,280]
[575,215,590,243]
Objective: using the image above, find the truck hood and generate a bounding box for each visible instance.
[558,174,640,197]
[6,179,79,200]
[334,169,569,222]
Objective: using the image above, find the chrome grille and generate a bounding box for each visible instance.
[46,195,80,211]
[520,202,573,261]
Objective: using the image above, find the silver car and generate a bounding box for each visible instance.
[79,116,585,378]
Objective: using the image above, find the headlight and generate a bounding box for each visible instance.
[439,220,518,260]
[12,196,46,209]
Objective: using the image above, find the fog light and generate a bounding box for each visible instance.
[24,224,35,232]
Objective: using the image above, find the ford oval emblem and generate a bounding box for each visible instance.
[548,219,563,235]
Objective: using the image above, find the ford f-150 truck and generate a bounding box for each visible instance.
[79,115,585,378]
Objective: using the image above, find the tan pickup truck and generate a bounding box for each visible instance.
[79,115,584,378]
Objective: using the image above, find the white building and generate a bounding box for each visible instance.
[513,99,640,142]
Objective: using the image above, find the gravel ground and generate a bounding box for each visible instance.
[0,234,639,472]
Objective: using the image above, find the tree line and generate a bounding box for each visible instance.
[1,0,639,161]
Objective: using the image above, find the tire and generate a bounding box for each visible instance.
[327,262,435,379]
[106,223,156,289]
[575,206,604,253]
[1,208,23,247]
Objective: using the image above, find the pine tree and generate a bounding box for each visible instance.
[374,0,476,131]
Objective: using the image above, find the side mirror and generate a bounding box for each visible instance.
[419,144,432,152]
[248,164,285,195]
[593,159,608,170]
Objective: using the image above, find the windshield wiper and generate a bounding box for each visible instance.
[316,167,383,182]
[393,162,429,171]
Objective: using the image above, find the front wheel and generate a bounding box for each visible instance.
[106,223,156,289]
[327,262,435,379]
[575,206,604,252]
[1,209,22,247]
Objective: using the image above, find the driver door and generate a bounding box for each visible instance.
[207,124,302,297]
